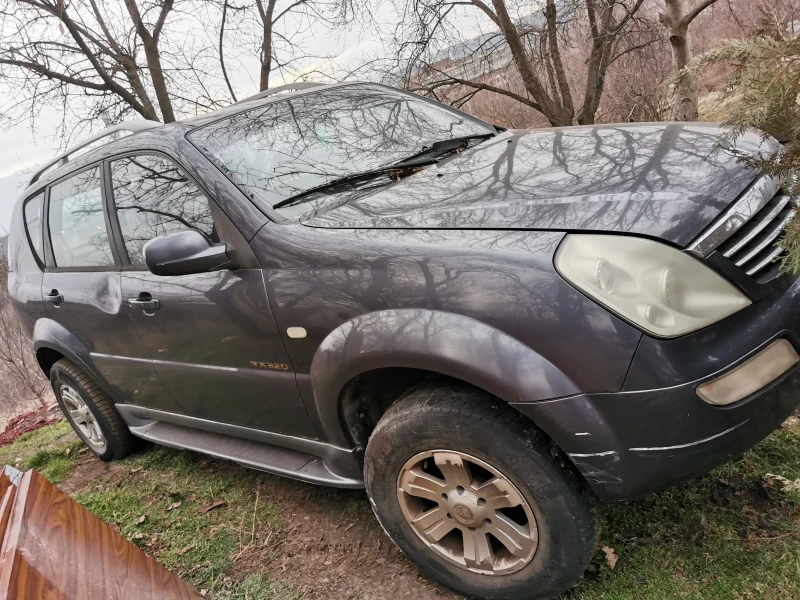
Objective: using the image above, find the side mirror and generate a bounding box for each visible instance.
[143,230,229,276]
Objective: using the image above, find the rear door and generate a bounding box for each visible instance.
[108,153,314,438]
[42,165,173,411]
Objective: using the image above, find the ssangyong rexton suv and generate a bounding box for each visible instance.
[7,82,800,600]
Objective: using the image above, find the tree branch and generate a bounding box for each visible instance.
[0,57,109,90]
[681,0,719,28]
[219,0,237,102]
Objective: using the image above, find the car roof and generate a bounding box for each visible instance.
[179,81,372,128]
[17,81,373,200]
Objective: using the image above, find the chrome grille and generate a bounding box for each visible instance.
[687,176,797,284]
[717,193,795,282]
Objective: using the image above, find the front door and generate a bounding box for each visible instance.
[108,153,314,438]
[42,165,173,411]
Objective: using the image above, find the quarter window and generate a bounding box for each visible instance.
[109,154,217,265]
[23,192,44,264]
[48,167,114,268]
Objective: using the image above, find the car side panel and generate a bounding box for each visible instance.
[41,271,175,411]
[122,268,316,438]
[250,223,642,444]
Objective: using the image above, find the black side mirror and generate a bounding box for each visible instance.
[143,230,229,276]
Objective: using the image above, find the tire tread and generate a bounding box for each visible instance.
[52,358,139,459]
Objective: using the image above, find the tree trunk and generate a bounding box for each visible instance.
[668,27,698,121]
[256,0,278,91]
[490,0,567,126]
[120,56,160,121]
[657,0,719,121]
[140,38,175,122]
[124,0,176,123]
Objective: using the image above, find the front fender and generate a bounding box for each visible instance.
[310,309,580,447]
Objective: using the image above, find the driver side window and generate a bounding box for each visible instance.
[109,154,217,265]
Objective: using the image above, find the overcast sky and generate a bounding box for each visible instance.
[0,1,497,233]
[0,4,390,232]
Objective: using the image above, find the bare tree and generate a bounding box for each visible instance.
[214,0,342,97]
[391,0,647,126]
[0,0,228,138]
[654,0,719,120]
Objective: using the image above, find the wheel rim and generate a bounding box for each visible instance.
[397,450,538,575]
[60,384,106,452]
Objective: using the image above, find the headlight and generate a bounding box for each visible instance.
[554,234,751,337]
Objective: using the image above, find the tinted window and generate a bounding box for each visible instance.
[110,155,216,265]
[48,168,114,267]
[23,193,44,263]
[188,84,493,215]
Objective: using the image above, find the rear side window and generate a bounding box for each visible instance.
[48,167,114,268]
[109,154,217,265]
[23,193,44,264]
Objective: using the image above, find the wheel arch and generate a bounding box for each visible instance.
[309,309,580,448]
[32,318,111,396]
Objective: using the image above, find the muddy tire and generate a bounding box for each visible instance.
[364,381,597,600]
[51,358,140,462]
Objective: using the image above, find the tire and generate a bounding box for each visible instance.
[364,381,598,600]
[51,358,140,462]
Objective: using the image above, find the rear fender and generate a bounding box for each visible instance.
[310,309,580,447]
[32,319,111,396]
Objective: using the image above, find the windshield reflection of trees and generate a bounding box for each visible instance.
[188,85,493,211]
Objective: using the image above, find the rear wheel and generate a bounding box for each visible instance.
[364,382,597,600]
[51,358,140,462]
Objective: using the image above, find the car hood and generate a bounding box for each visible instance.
[302,123,776,247]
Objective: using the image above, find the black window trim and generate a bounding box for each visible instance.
[104,149,223,272]
[43,161,122,273]
[21,190,47,271]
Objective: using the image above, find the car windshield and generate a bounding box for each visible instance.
[188,84,495,219]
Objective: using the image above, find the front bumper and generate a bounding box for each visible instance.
[513,274,800,501]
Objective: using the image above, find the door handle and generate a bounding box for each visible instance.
[126,294,160,314]
[45,290,64,307]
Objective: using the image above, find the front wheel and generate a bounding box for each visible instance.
[364,382,597,600]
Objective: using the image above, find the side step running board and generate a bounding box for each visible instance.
[117,405,364,489]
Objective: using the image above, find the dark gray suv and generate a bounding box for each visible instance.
[8,82,800,599]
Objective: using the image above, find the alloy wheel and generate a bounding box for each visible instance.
[60,384,106,452]
[397,450,538,575]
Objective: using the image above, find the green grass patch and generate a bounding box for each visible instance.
[227,574,301,600]
[572,417,800,599]
[0,421,82,483]
[24,440,85,483]
[76,447,286,596]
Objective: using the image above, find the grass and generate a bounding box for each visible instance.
[75,447,290,598]
[572,416,800,599]
[3,415,800,599]
[0,420,82,482]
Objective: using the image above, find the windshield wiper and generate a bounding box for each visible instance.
[271,132,496,211]
[272,156,438,210]
[396,132,497,164]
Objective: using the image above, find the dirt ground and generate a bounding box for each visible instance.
[60,451,460,600]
